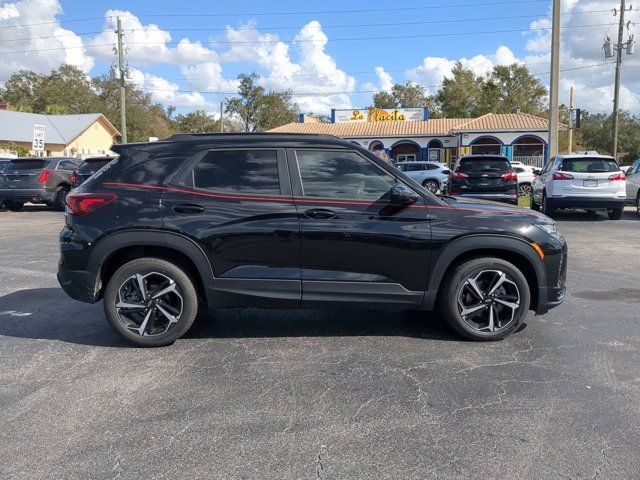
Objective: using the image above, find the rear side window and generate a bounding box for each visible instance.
[458,158,511,173]
[6,160,46,171]
[560,157,619,173]
[398,163,425,172]
[79,159,112,172]
[191,150,280,195]
[56,160,78,170]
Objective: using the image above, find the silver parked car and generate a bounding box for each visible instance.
[624,158,640,217]
[0,157,80,211]
[395,161,451,193]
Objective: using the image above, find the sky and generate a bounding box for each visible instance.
[0,0,638,117]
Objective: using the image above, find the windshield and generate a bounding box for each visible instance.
[560,157,619,173]
[458,158,510,173]
[6,160,46,171]
[397,163,426,172]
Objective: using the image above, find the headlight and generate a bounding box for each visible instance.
[535,223,557,235]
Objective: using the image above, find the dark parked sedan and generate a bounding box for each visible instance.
[0,157,80,211]
[447,155,518,205]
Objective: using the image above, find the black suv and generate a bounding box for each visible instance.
[58,134,567,347]
[0,157,79,211]
[448,155,518,205]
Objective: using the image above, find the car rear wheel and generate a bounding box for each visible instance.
[541,192,555,217]
[608,208,623,220]
[5,200,24,211]
[439,257,530,341]
[530,194,540,211]
[636,193,640,218]
[518,183,532,198]
[54,186,69,211]
[103,257,199,347]
[422,179,439,194]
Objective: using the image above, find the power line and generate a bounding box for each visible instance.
[0,0,553,29]
[0,9,614,45]
[0,22,617,55]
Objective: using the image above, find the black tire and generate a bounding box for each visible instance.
[103,257,199,347]
[518,183,532,198]
[422,179,439,194]
[608,207,623,220]
[636,193,640,218]
[530,194,540,211]
[54,186,69,211]
[439,257,530,341]
[5,200,24,211]
[541,192,555,217]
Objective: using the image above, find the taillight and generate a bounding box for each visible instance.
[501,171,518,181]
[552,172,574,180]
[66,193,117,216]
[70,171,78,186]
[450,171,469,179]
[37,169,54,183]
[608,172,626,181]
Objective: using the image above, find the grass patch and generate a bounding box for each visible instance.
[518,196,531,208]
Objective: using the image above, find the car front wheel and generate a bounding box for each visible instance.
[636,193,640,218]
[541,192,555,217]
[439,257,530,341]
[103,257,199,347]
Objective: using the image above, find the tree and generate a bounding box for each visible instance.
[225,72,298,132]
[373,81,431,108]
[175,110,220,133]
[480,64,547,115]
[435,62,483,118]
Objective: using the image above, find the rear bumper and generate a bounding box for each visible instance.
[452,192,518,204]
[547,196,625,209]
[57,263,100,303]
[0,188,54,204]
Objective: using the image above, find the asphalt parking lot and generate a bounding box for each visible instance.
[1,206,639,479]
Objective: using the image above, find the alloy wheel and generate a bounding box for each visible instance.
[457,270,521,333]
[424,180,439,194]
[115,271,183,336]
[518,184,532,198]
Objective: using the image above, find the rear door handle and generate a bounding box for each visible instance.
[304,208,336,219]
[172,203,205,215]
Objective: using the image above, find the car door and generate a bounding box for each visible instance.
[625,160,640,202]
[288,148,432,307]
[162,148,301,307]
[532,157,555,203]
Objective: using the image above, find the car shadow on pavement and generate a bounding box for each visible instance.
[550,208,638,222]
[0,288,464,346]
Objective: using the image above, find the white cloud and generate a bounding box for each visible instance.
[363,66,394,93]
[0,0,94,80]
[222,20,356,113]
[180,62,239,92]
[128,67,207,109]
[87,10,219,66]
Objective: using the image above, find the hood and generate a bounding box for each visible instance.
[442,196,554,225]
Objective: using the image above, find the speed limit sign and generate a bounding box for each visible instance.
[32,123,45,152]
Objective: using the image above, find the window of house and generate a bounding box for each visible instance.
[191,150,281,195]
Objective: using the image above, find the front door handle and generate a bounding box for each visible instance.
[172,203,205,215]
[304,208,336,219]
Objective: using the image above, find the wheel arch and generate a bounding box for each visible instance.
[423,235,546,312]
[88,230,214,305]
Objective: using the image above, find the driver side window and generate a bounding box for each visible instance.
[295,150,398,201]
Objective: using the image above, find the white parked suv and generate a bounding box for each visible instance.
[394,161,451,193]
[531,153,626,219]
[624,157,640,217]
[510,161,538,198]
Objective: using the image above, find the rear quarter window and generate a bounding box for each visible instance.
[78,159,113,172]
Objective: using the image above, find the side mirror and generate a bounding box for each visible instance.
[389,184,420,205]
[532,169,541,175]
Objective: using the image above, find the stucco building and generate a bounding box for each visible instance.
[0,109,120,158]
[269,107,551,167]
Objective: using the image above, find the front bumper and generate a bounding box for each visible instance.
[535,237,568,314]
[547,196,625,210]
[0,188,55,204]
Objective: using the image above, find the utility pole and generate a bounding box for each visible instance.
[610,0,633,160]
[117,17,128,143]
[547,0,561,160]
[220,100,224,133]
[568,85,574,154]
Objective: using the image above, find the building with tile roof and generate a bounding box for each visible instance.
[0,109,120,158]
[269,108,552,167]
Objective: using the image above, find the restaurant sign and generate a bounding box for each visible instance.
[332,106,427,123]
